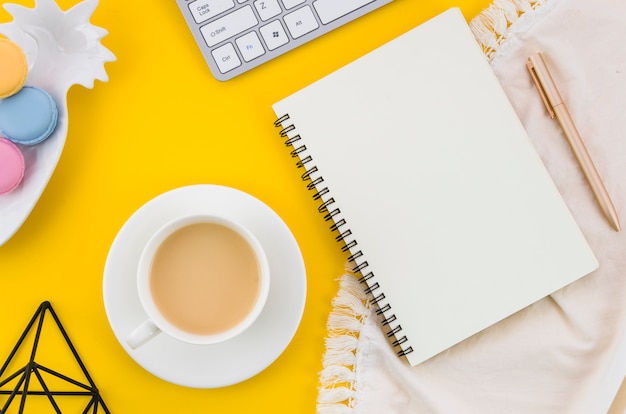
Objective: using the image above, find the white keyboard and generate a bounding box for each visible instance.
[175,0,393,81]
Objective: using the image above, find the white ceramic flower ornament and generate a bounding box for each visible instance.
[0,0,115,246]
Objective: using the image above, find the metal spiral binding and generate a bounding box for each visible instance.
[275,114,414,359]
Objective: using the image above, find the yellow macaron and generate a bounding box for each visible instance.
[0,38,28,99]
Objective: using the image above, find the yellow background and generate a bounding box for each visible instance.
[0,0,491,412]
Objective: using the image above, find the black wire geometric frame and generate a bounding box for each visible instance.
[0,301,110,413]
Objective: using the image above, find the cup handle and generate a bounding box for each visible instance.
[126,319,161,349]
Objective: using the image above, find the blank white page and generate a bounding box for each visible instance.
[273,8,598,366]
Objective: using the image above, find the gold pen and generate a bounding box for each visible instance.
[527,52,621,232]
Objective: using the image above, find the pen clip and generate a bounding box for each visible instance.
[526,59,556,119]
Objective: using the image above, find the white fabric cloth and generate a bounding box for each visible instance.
[318,0,626,412]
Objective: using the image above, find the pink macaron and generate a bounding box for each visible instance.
[0,138,25,195]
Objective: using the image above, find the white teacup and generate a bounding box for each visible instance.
[126,214,270,349]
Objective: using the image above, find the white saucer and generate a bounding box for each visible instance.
[102,185,306,388]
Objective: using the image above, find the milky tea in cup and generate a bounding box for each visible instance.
[126,215,270,349]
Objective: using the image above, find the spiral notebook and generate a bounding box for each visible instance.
[272,8,598,366]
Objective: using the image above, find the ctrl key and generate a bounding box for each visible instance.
[211,43,242,74]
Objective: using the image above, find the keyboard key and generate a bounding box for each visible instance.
[188,0,235,24]
[176,0,392,80]
[236,31,266,61]
[284,6,319,39]
[281,0,305,9]
[211,42,242,73]
[254,0,282,21]
[200,6,258,47]
[313,0,376,24]
[260,20,289,50]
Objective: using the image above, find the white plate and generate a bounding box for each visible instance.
[0,0,115,246]
[102,185,306,388]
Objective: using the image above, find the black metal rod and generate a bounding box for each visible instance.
[0,302,111,414]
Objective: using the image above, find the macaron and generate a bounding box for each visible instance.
[0,138,25,195]
[0,86,59,146]
[0,38,28,99]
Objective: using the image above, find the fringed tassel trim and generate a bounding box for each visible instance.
[469,0,551,60]
[317,272,370,414]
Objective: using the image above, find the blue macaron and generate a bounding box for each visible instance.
[0,86,59,146]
